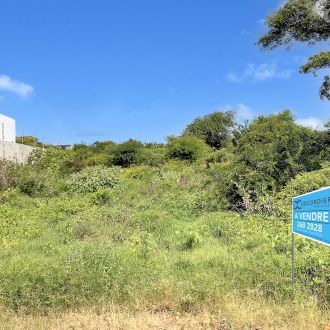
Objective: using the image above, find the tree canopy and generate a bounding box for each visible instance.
[183,111,235,149]
[258,0,330,100]
[16,136,44,147]
[224,110,326,210]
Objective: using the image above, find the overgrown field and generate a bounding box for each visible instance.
[1,161,330,328]
[1,111,329,328]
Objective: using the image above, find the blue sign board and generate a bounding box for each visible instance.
[292,187,330,246]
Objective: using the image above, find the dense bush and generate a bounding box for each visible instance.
[0,160,62,197]
[62,144,95,173]
[264,165,330,218]
[0,161,22,191]
[167,136,209,162]
[224,110,325,210]
[69,166,121,193]
[19,174,47,196]
[141,144,167,166]
[110,140,144,167]
[90,189,114,205]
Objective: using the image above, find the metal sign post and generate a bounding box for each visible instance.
[291,232,294,288]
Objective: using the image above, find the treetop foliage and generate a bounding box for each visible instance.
[183,111,235,149]
[234,110,323,185]
[16,136,44,147]
[258,0,330,100]
[212,110,328,211]
[258,0,330,48]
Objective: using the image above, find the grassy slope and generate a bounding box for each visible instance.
[0,162,329,328]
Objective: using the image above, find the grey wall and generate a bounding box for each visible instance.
[0,141,34,163]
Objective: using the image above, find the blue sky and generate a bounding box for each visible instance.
[0,0,329,144]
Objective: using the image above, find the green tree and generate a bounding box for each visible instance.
[258,0,330,100]
[16,136,43,147]
[183,111,235,149]
[319,119,330,161]
[227,110,324,210]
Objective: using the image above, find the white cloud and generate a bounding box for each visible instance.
[296,117,325,130]
[227,63,292,82]
[236,103,254,121]
[0,75,34,98]
[293,55,308,65]
[227,73,241,82]
[220,103,255,122]
[256,18,266,26]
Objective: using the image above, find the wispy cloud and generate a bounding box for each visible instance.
[227,63,292,82]
[256,18,266,26]
[235,103,254,121]
[220,103,255,122]
[296,117,325,130]
[0,75,34,98]
[293,55,308,65]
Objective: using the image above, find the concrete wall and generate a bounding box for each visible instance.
[0,141,34,163]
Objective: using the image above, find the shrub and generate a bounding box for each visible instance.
[0,161,22,191]
[267,165,330,218]
[167,136,208,162]
[142,145,167,166]
[73,221,96,240]
[19,175,46,196]
[90,189,114,205]
[61,145,94,174]
[69,166,120,193]
[180,230,203,250]
[15,163,64,197]
[110,140,144,168]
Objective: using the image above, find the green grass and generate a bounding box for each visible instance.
[0,162,329,318]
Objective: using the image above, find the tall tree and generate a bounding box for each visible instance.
[258,0,330,100]
[183,111,235,149]
[225,110,325,210]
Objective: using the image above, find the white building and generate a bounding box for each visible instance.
[0,114,16,143]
